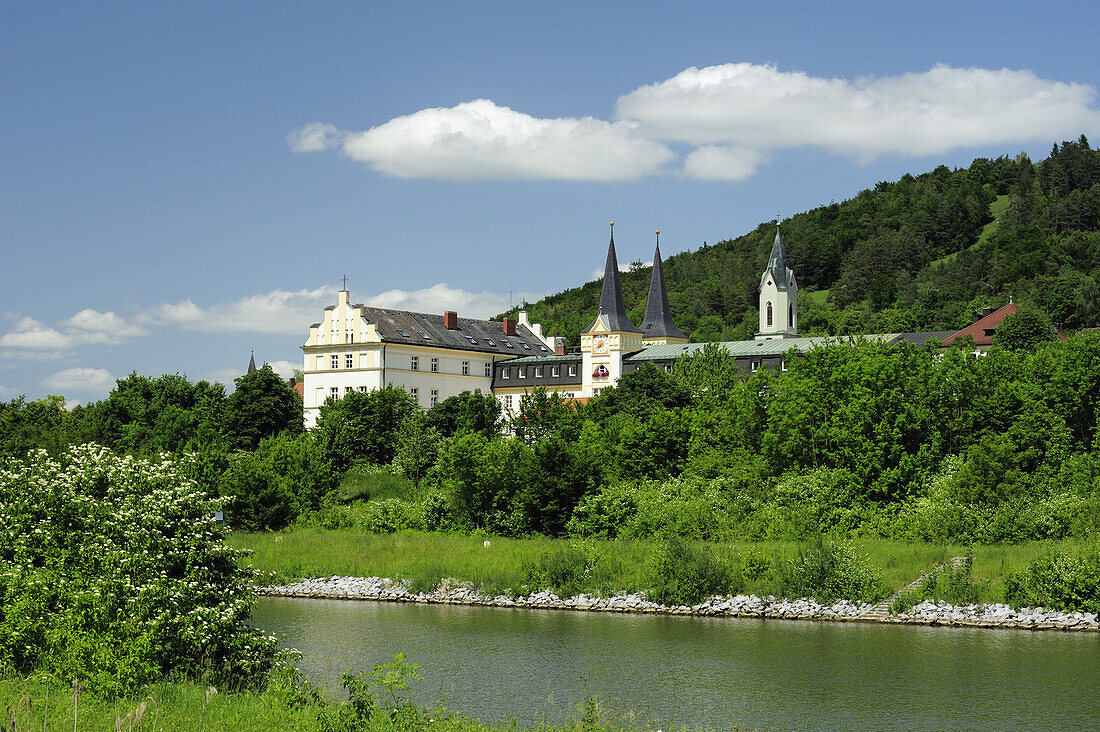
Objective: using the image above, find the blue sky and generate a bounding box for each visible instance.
[2,1,1098,402]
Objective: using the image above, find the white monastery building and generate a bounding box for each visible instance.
[300,221,1016,425]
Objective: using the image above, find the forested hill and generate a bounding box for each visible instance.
[501,136,1100,346]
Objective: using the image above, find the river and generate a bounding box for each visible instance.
[253,596,1100,731]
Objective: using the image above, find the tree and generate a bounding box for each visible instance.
[993,308,1057,351]
[511,386,583,444]
[314,385,417,472]
[426,389,501,438]
[587,362,692,423]
[393,410,442,488]
[223,365,303,450]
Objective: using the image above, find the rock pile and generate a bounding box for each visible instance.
[255,576,1099,632]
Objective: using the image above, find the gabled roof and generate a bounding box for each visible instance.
[640,242,687,341]
[760,226,795,291]
[943,303,1018,347]
[351,306,553,356]
[585,228,642,334]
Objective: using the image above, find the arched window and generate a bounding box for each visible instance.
[766,302,773,327]
[789,303,794,328]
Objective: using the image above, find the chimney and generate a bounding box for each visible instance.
[503,317,516,336]
[444,311,458,329]
[554,337,566,356]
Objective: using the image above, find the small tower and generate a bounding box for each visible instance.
[247,349,257,374]
[755,221,799,340]
[640,230,688,345]
[581,223,644,397]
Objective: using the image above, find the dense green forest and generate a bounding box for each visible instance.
[502,136,1100,344]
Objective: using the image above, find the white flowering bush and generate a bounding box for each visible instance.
[0,445,277,694]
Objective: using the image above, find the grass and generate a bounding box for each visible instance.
[335,465,417,503]
[0,674,691,732]
[230,530,1090,604]
[0,676,318,731]
[930,194,1010,268]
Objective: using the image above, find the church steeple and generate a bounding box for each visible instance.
[584,222,641,334]
[640,230,687,344]
[761,223,794,291]
[756,220,799,340]
[247,349,257,374]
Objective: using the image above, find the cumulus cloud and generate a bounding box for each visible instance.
[151,287,338,334]
[617,63,1100,160]
[364,283,546,320]
[683,145,765,181]
[296,99,674,181]
[41,367,115,394]
[0,311,146,350]
[287,122,342,153]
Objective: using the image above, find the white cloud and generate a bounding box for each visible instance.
[0,385,12,399]
[683,145,765,181]
[151,286,338,334]
[287,122,342,153]
[300,99,674,181]
[267,360,298,380]
[0,310,146,350]
[364,283,546,320]
[65,309,147,339]
[617,63,1100,161]
[41,367,115,394]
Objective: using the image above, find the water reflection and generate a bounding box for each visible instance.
[253,597,1100,731]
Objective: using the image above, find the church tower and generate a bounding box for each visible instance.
[756,222,799,340]
[581,223,644,397]
[640,231,688,345]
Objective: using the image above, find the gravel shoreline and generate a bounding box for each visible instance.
[257,576,1100,632]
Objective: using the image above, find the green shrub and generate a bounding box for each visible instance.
[337,463,416,503]
[778,539,887,603]
[1004,548,1100,613]
[524,543,599,597]
[919,555,982,605]
[889,589,922,614]
[646,537,735,606]
[0,445,278,695]
[358,499,426,533]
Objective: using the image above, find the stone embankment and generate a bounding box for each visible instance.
[256,576,1099,632]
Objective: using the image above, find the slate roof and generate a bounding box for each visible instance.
[628,334,901,361]
[348,306,554,356]
[247,350,257,374]
[499,353,581,364]
[585,229,642,334]
[760,226,795,291]
[640,242,687,341]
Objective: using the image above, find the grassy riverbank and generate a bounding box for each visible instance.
[0,674,678,732]
[229,530,1087,603]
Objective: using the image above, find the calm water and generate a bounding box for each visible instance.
[253,596,1100,731]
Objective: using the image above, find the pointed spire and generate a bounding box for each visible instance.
[762,223,793,290]
[641,230,687,341]
[247,348,257,374]
[585,222,641,333]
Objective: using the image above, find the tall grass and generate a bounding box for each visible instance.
[231,530,1089,602]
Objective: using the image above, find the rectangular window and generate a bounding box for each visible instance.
[345,353,354,369]
[535,367,543,378]
[462,361,469,375]
[505,395,513,410]
[410,356,419,371]
[521,342,530,350]
[331,354,339,369]
[502,368,510,379]
[430,389,438,407]
[358,386,367,392]
[552,365,560,377]
[751,360,760,372]
[484,362,491,377]
[485,339,496,347]
[431,357,439,373]
[503,340,514,348]
[330,386,339,398]
[568,364,576,377]
[344,386,353,395]
[518,367,526,379]
[410,387,418,403]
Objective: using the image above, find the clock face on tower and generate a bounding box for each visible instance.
[593,335,609,354]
